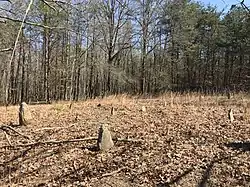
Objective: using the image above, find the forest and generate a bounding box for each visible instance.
[1,1,250,186]
[0,0,250,104]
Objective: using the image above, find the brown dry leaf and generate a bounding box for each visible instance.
[0,95,249,186]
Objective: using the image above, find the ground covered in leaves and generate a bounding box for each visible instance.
[0,94,250,187]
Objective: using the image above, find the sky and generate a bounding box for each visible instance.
[198,0,250,11]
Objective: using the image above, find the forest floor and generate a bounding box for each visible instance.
[0,93,250,187]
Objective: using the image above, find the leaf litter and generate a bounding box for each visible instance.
[0,95,249,186]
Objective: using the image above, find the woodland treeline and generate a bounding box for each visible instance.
[0,0,250,104]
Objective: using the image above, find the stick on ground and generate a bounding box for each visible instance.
[0,125,31,140]
[3,131,12,146]
[101,167,126,177]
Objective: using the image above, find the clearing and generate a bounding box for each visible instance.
[0,94,250,186]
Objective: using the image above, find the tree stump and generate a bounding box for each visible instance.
[19,102,32,126]
[97,124,114,151]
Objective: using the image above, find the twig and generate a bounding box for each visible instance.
[41,0,57,11]
[0,7,15,14]
[101,167,126,177]
[72,161,81,179]
[3,131,12,146]
[0,125,31,140]
[240,0,250,13]
[0,15,71,30]
[0,48,13,53]
[90,167,126,182]
[0,136,144,149]
[3,137,98,148]
[0,0,12,3]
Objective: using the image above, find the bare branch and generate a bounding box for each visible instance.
[3,131,12,146]
[0,0,12,3]
[0,125,31,140]
[40,0,57,11]
[47,0,84,12]
[0,15,72,31]
[0,47,13,52]
[0,7,16,14]
[0,136,143,149]
[2,137,98,148]
[101,167,126,177]
[240,0,250,13]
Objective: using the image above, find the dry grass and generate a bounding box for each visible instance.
[0,93,250,186]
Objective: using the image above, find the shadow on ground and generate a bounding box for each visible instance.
[225,141,250,152]
[156,168,194,187]
[157,141,248,187]
[197,142,247,187]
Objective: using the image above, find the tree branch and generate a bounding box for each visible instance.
[40,0,57,11]
[0,7,16,14]
[0,47,13,53]
[241,0,250,13]
[0,0,12,3]
[0,125,31,140]
[3,137,98,148]
[0,136,143,149]
[0,15,72,30]
[3,131,12,146]
[101,167,126,177]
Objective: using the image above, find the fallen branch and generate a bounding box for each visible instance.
[72,161,81,179]
[0,48,13,53]
[0,136,143,149]
[3,131,12,146]
[0,125,31,140]
[89,167,127,183]
[3,137,98,148]
[101,167,126,177]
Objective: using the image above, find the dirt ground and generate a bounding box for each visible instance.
[0,94,250,187]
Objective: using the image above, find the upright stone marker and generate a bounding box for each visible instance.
[141,106,146,112]
[111,107,114,115]
[228,109,234,123]
[97,124,114,151]
[19,102,32,126]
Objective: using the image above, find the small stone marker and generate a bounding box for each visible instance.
[69,102,73,109]
[141,106,146,112]
[227,92,231,99]
[198,95,204,104]
[243,102,250,120]
[97,124,114,151]
[244,107,248,120]
[111,107,114,115]
[19,102,32,126]
[228,109,234,123]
